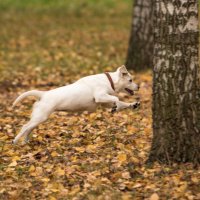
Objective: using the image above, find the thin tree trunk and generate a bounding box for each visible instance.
[149,0,200,164]
[126,0,153,71]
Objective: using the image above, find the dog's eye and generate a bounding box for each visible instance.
[129,80,132,83]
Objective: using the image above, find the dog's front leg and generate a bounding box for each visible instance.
[94,93,119,104]
[94,93,140,113]
[111,101,140,113]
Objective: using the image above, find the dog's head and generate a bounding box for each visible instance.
[116,65,139,95]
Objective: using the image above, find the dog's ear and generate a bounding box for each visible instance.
[117,65,128,77]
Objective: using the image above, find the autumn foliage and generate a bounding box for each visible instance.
[0,1,199,199]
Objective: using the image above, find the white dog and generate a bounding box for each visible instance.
[12,65,140,144]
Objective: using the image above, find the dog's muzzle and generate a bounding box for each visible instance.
[125,88,134,96]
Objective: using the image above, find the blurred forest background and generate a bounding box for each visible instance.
[0,0,199,200]
[0,0,133,84]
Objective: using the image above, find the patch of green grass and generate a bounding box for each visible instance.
[0,0,133,85]
[0,0,132,16]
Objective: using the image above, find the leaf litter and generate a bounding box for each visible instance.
[0,6,199,200]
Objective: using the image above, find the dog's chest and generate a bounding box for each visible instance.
[57,99,97,112]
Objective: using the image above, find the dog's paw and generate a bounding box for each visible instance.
[22,140,29,145]
[12,139,17,145]
[132,101,140,109]
[111,105,117,113]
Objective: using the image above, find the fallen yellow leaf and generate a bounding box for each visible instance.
[51,151,58,157]
[49,196,57,200]
[41,178,50,182]
[12,156,20,161]
[131,156,140,164]
[29,165,36,172]
[55,167,65,176]
[37,136,43,141]
[8,161,17,167]
[191,176,199,183]
[74,147,85,153]
[86,144,97,153]
[150,193,159,200]
[117,153,127,163]
[132,183,142,188]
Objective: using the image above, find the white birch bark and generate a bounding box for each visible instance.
[126,0,153,71]
[149,0,200,164]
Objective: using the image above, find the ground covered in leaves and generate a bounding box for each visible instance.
[0,1,199,199]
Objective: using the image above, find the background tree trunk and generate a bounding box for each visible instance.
[149,0,200,164]
[126,0,153,71]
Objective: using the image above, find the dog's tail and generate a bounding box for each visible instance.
[12,90,44,108]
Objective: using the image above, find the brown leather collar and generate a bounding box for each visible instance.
[104,72,115,91]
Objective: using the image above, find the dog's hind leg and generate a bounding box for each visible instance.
[13,120,40,144]
[13,102,53,144]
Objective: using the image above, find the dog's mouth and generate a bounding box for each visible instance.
[125,88,134,96]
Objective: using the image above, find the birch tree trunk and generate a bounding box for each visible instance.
[126,0,153,71]
[149,0,200,164]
